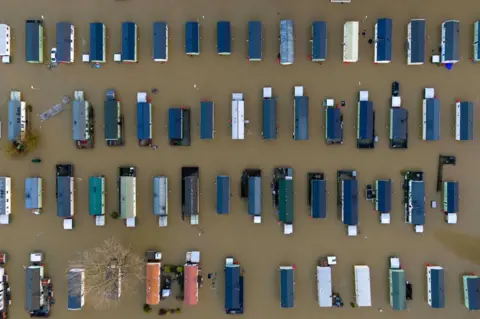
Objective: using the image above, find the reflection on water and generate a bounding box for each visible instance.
[435,230,480,265]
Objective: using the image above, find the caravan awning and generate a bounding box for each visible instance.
[248,176,261,216]
[248,21,262,61]
[216,176,230,214]
[443,181,459,213]
[278,179,293,224]
[317,266,332,307]
[225,265,243,313]
[342,179,358,225]
[280,267,294,308]
[311,179,326,218]
[390,269,406,310]
[200,101,214,139]
[428,267,445,308]
[263,98,277,139]
[376,180,392,213]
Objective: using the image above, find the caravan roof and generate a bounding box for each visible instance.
[248,176,261,216]
[456,101,473,141]
[25,20,42,63]
[441,20,459,63]
[7,99,23,141]
[317,266,333,307]
[376,180,392,213]
[409,181,425,225]
[168,108,183,140]
[200,101,214,139]
[248,21,262,61]
[294,96,308,140]
[225,264,243,313]
[463,275,480,310]
[146,263,161,305]
[311,179,326,218]
[121,22,137,62]
[423,98,440,141]
[409,19,426,64]
[279,20,294,65]
[375,18,392,63]
[67,268,85,310]
[263,98,277,139]
[56,22,73,63]
[153,22,168,61]
[280,266,294,308]
[185,21,199,55]
[311,21,327,61]
[342,179,358,225]
[88,176,104,216]
[183,175,199,217]
[428,267,445,308]
[443,181,459,213]
[354,265,372,307]
[357,101,374,142]
[136,102,152,140]
[72,99,88,141]
[184,264,198,305]
[216,176,230,214]
[278,179,293,224]
[25,266,42,311]
[119,176,136,219]
[153,176,168,216]
[57,176,73,217]
[217,21,231,54]
[390,108,408,141]
[25,177,42,209]
[390,269,406,310]
[104,99,120,140]
[326,107,342,143]
[89,22,105,62]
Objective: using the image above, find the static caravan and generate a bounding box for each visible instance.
[293,86,309,141]
[72,91,94,149]
[67,268,85,310]
[153,176,168,227]
[200,100,214,139]
[118,167,136,227]
[341,179,358,236]
[56,22,75,63]
[224,257,244,314]
[105,264,121,300]
[357,91,375,148]
[343,21,359,63]
[89,22,106,63]
[0,254,9,317]
[443,181,459,224]
[309,174,326,219]
[474,21,480,62]
[374,18,392,63]
[88,176,105,221]
[25,265,45,314]
[136,92,152,146]
[262,87,277,140]
[273,168,294,235]
[316,264,333,307]
[217,21,231,55]
[8,91,27,142]
[407,19,426,65]
[216,175,230,214]
[248,176,261,223]
[152,22,168,62]
[279,266,294,308]
[455,101,473,141]
[25,20,44,63]
[463,275,480,310]
[0,24,11,63]
[354,265,372,307]
[56,175,74,218]
[422,88,440,141]
[0,177,11,225]
[441,20,460,64]
[311,21,327,62]
[25,177,42,214]
[104,89,123,146]
[404,171,425,233]
[427,266,445,309]
[248,21,262,61]
[185,21,199,56]
[182,167,199,225]
[390,107,408,149]
[168,107,191,146]
[376,180,392,224]
[325,107,343,145]
[146,262,161,305]
[279,20,294,65]
[121,22,137,62]
[389,257,406,311]
[232,93,245,140]
[184,251,201,306]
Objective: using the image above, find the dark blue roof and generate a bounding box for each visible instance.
[342,179,358,225]
[25,20,42,63]
[121,22,136,61]
[391,108,408,140]
[444,181,459,213]
[248,21,262,60]
[424,98,440,141]
[376,180,392,213]
[136,102,151,140]
[312,21,327,61]
[409,19,425,64]
[442,20,459,63]
[225,265,243,313]
[89,22,105,62]
[280,268,294,308]
[68,270,83,310]
[216,176,230,214]
[430,268,445,308]
[458,102,474,140]
[410,181,425,225]
[168,108,183,140]
[376,18,392,62]
[294,96,308,140]
[104,100,119,140]
[263,98,277,139]
[57,176,72,217]
[185,21,199,54]
[465,277,480,310]
[217,21,231,54]
[248,176,261,216]
[200,101,214,139]
[311,179,326,218]
[357,101,374,140]
[326,107,342,143]
[56,22,73,63]
[153,22,167,61]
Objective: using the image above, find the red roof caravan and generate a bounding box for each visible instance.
[145,251,162,305]
[183,251,201,306]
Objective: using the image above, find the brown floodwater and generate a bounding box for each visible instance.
[1,0,480,318]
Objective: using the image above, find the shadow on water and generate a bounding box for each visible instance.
[434,230,480,265]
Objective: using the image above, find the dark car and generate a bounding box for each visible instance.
[392,82,400,97]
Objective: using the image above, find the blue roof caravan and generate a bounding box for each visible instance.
[324,98,343,145]
[152,22,168,62]
[343,21,359,63]
[136,92,153,146]
[118,166,136,228]
[56,164,74,230]
[247,21,262,61]
[293,86,308,141]
[216,175,230,214]
[389,257,407,311]
[443,181,459,224]
[311,21,327,62]
[168,107,191,146]
[217,21,231,55]
[224,257,244,314]
[455,101,473,141]
[240,169,262,224]
[390,90,408,149]
[153,176,168,227]
[403,171,425,233]
[441,20,459,64]
[67,268,85,310]
[231,93,245,140]
[121,21,137,62]
[72,91,94,149]
[407,19,426,65]
[279,265,295,308]
[104,89,123,146]
[89,22,106,63]
[279,20,294,65]
[262,87,277,140]
[463,274,480,310]
[422,88,440,141]
[307,173,326,219]
[182,167,200,225]
[8,91,27,142]
[88,176,105,226]
[338,170,358,236]
[185,21,199,56]
[25,177,43,214]
[357,91,375,148]
[0,177,11,225]
[272,168,294,235]
[200,100,214,139]
[474,21,480,62]
[55,22,74,63]
[25,20,44,63]
[374,18,392,63]
[426,265,445,309]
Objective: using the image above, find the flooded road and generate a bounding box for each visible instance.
[1,0,480,318]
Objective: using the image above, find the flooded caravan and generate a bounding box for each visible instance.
[0,177,11,225]
[0,252,11,317]
[145,252,162,305]
[152,22,168,62]
[216,175,230,214]
[26,252,53,317]
[272,168,293,235]
[247,21,262,61]
[224,257,244,314]
[121,22,137,62]
[67,268,85,310]
[293,86,308,140]
[8,90,27,142]
[72,91,94,149]
[308,173,326,219]
[153,176,168,227]
[89,22,106,63]
[262,87,277,140]
[25,20,44,63]
[354,265,371,307]
[184,251,201,306]
[474,21,480,62]
[279,265,295,308]
[422,88,440,141]
[55,22,74,63]
[324,99,343,145]
[462,274,480,310]
[456,101,473,141]
[104,89,123,146]
[25,177,42,215]
[232,93,245,140]
[389,257,407,311]
[279,20,294,65]
[357,91,375,148]
[338,170,358,236]
[88,176,105,226]
[168,107,191,146]
[443,181,459,224]
[56,164,74,230]
[182,167,199,225]
[217,21,231,55]
[441,20,459,64]
[407,19,426,65]
[0,24,10,63]
[118,166,136,227]
[390,98,408,149]
[316,257,337,307]
[136,92,152,146]
[240,169,262,224]
[366,179,392,224]
[343,21,359,63]
[374,18,392,63]
[200,100,214,139]
[403,171,425,233]
[426,265,445,308]
[105,262,121,300]
[311,21,327,62]
[185,21,199,56]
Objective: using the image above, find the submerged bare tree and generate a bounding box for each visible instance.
[68,237,144,310]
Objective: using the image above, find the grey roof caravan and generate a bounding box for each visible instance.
[279,20,294,65]
[262,87,277,140]
[104,89,123,146]
[182,167,199,225]
[153,176,168,227]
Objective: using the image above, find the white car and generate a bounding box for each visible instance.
[50,48,57,63]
